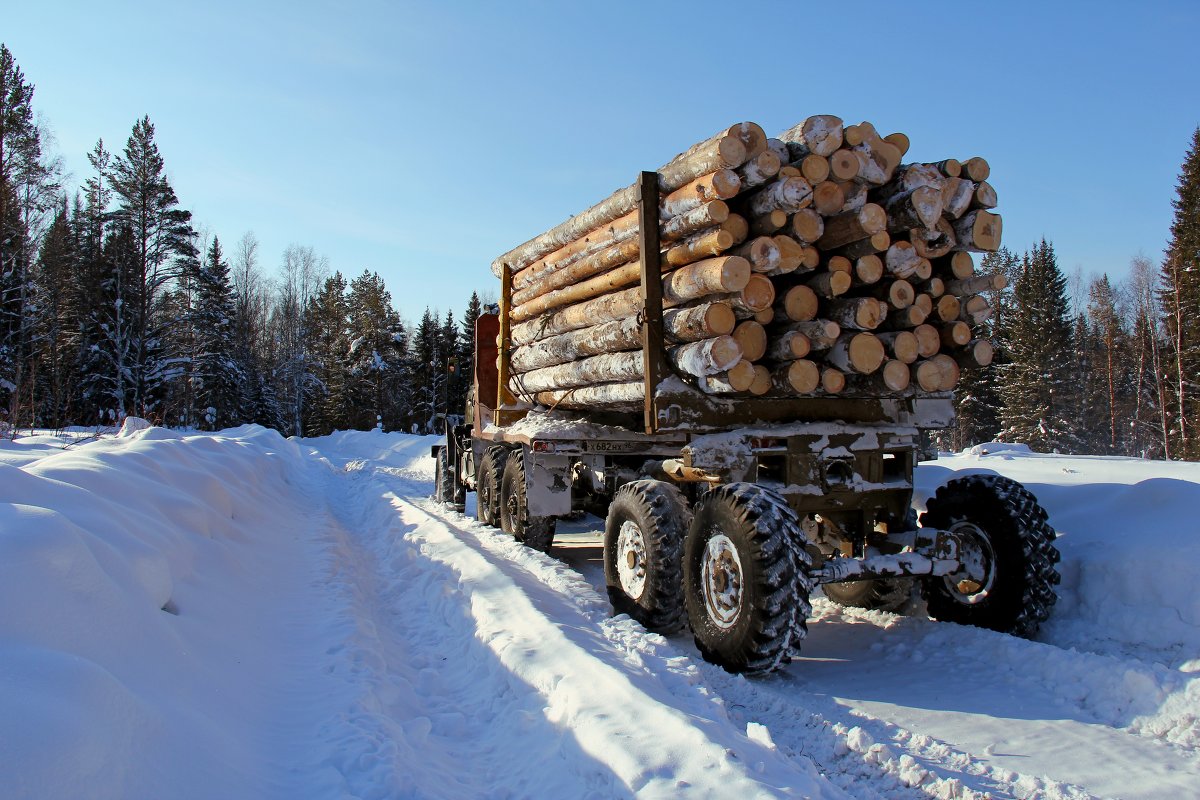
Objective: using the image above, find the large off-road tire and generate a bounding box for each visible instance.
[683,483,812,675]
[603,480,691,635]
[920,475,1060,637]
[499,449,556,551]
[476,445,507,526]
[434,448,453,505]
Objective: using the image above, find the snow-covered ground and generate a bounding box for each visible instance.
[1,425,1197,799]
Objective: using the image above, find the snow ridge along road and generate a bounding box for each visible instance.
[2,425,1198,798]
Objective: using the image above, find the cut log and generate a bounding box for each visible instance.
[535,381,643,409]
[910,219,956,259]
[510,301,735,373]
[731,236,781,273]
[661,200,731,242]
[512,236,640,304]
[854,254,884,284]
[663,227,738,269]
[766,138,790,166]
[748,365,772,395]
[754,307,774,325]
[672,335,744,376]
[788,209,825,243]
[931,353,961,391]
[748,176,814,216]
[884,240,923,279]
[799,154,831,184]
[933,294,962,322]
[510,256,750,344]
[843,121,877,147]
[812,181,846,215]
[936,250,974,280]
[827,333,885,375]
[947,272,1007,295]
[776,319,840,350]
[876,330,919,364]
[882,304,928,329]
[952,210,1002,252]
[873,278,916,309]
[955,338,994,368]
[827,297,885,330]
[827,231,890,259]
[941,177,975,219]
[940,320,972,347]
[699,359,756,394]
[732,320,767,361]
[932,159,962,178]
[773,359,820,394]
[775,285,819,322]
[913,323,941,358]
[852,359,911,393]
[660,169,742,219]
[772,235,808,273]
[736,150,782,190]
[960,156,990,182]
[959,294,992,326]
[816,204,887,250]
[913,293,933,317]
[913,359,943,392]
[970,180,998,210]
[779,115,844,158]
[873,163,944,204]
[912,257,933,281]
[766,330,812,361]
[825,255,852,274]
[750,209,787,236]
[885,186,944,231]
[721,214,749,242]
[807,270,852,298]
[821,367,846,394]
[827,149,860,181]
[838,180,868,212]
[917,276,946,298]
[739,274,776,312]
[884,132,910,156]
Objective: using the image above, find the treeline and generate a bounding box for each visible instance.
[0,44,477,437]
[945,121,1200,460]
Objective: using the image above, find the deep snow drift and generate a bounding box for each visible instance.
[1,425,1198,799]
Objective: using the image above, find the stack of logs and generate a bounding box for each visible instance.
[492,117,1003,410]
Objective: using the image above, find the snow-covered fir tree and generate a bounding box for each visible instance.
[192,237,244,430]
[999,240,1080,452]
[303,272,350,436]
[1159,127,1200,460]
[346,270,405,431]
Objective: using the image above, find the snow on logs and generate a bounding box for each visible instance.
[496,116,1005,409]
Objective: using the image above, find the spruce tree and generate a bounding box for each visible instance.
[1159,127,1200,460]
[346,270,404,431]
[999,240,1080,452]
[303,272,350,436]
[192,237,244,430]
[31,204,79,425]
[107,116,196,418]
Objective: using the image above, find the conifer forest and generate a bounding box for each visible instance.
[1,43,1198,457]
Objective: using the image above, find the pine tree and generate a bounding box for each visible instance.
[1086,275,1128,453]
[1159,127,1200,460]
[83,223,142,422]
[30,203,79,425]
[107,116,196,418]
[192,237,244,430]
[999,240,1080,452]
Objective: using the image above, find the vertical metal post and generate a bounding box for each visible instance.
[497,263,517,419]
[638,171,664,434]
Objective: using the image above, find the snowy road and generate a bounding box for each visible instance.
[2,426,1199,798]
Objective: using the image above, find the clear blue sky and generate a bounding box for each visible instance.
[7,1,1199,323]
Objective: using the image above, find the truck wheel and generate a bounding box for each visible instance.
[920,475,1060,637]
[822,578,913,612]
[476,445,507,526]
[603,480,691,635]
[683,483,811,675]
[434,448,453,505]
[499,450,556,551]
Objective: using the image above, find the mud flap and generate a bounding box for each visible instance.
[525,452,572,517]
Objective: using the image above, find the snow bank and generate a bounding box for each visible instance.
[0,424,320,799]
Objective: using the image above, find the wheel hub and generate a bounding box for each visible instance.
[616,520,648,599]
[701,533,743,629]
[944,520,996,603]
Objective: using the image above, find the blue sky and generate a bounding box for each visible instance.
[8,1,1199,322]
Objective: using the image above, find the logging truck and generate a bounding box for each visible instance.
[431,119,1060,675]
